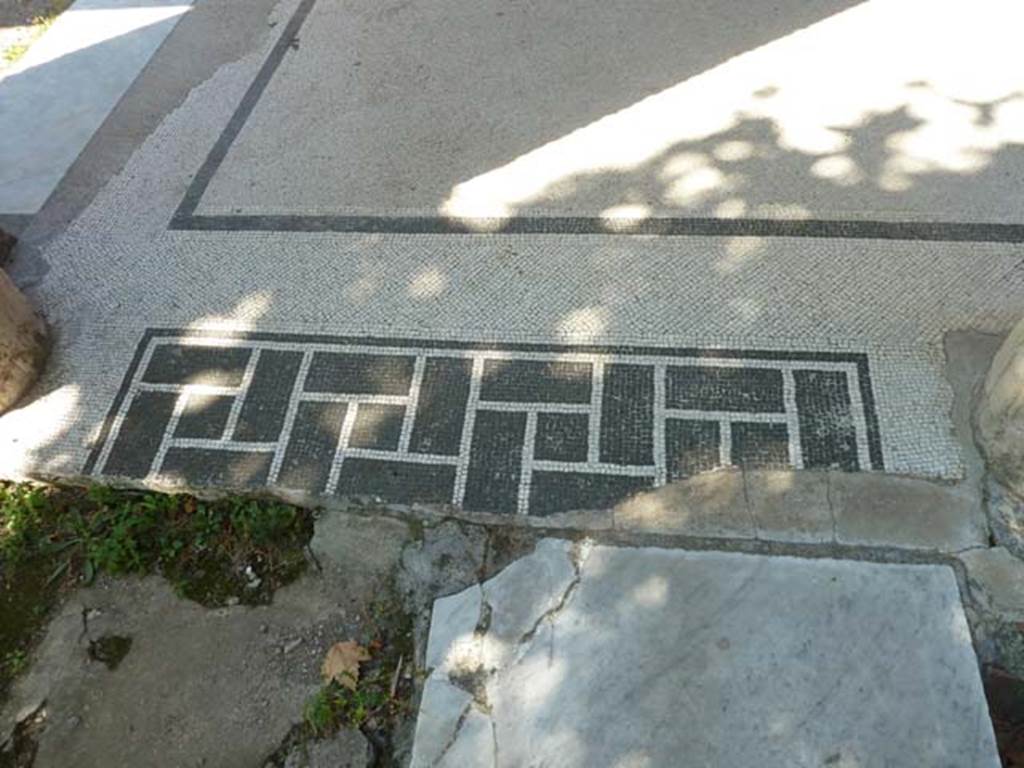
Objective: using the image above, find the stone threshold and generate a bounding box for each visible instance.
[48,467,988,557]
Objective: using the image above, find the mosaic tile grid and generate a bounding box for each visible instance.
[84,330,883,517]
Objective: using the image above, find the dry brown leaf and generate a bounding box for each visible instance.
[321,641,370,690]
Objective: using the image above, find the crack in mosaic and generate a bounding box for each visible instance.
[85,330,884,516]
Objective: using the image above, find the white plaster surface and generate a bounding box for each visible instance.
[0,0,1021,490]
[0,0,192,214]
[413,541,1000,767]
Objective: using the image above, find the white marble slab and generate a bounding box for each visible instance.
[412,540,999,767]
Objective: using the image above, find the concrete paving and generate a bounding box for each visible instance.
[414,539,999,767]
[0,0,193,216]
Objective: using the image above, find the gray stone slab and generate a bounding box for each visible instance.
[0,0,193,214]
[745,469,834,544]
[831,472,987,551]
[413,541,998,767]
[615,470,755,538]
[960,546,1024,623]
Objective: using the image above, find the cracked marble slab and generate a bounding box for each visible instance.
[412,540,998,767]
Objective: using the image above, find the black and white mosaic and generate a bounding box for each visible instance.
[85,330,884,516]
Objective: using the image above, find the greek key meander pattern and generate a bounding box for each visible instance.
[85,330,884,516]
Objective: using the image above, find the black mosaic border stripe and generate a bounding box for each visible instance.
[169,0,318,228]
[168,0,1024,244]
[82,327,886,474]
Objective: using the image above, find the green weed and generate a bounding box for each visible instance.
[0,481,316,704]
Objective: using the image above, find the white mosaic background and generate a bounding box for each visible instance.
[2,0,1022,486]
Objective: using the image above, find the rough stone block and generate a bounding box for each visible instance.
[614,469,754,538]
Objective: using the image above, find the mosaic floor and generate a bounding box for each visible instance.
[85,330,882,516]
[2,0,1023,517]
[177,0,1024,238]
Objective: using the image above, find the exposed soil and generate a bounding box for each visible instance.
[987,665,1024,767]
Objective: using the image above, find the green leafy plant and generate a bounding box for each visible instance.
[0,480,316,704]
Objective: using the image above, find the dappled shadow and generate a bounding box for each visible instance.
[194,0,862,218]
[0,0,192,215]
[418,539,993,766]
[497,97,1024,228]
[2,0,1023,505]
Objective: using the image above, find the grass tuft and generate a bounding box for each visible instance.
[0,481,315,702]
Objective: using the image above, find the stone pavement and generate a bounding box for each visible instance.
[0,0,193,220]
[0,0,1023,762]
[414,540,999,767]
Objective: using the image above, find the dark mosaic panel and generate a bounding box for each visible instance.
[665,419,720,481]
[409,357,472,456]
[463,410,527,513]
[480,359,592,404]
[277,401,348,490]
[174,394,234,440]
[528,471,651,516]
[233,349,303,441]
[304,352,415,395]
[730,422,790,469]
[335,458,455,504]
[600,364,654,466]
[794,369,859,471]
[103,391,177,477]
[534,413,589,463]
[666,365,784,413]
[143,344,251,387]
[160,447,273,488]
[349,403,405,451]
[90,330,885,516]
